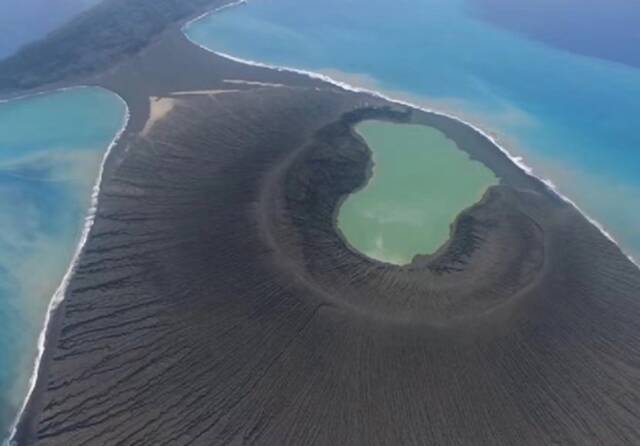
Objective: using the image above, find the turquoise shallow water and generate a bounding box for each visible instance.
[0,87,126,436]
[185,0,640,261]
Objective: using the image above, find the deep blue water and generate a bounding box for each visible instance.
[0,88,125,438]
[185,0,640,260]
[0,0,101,59]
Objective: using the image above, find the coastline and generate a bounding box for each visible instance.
[182,0,248,30]
[0,84,102,104]
[4,91,131,446]
[182,20,639,269]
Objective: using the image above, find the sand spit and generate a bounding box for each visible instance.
[9,25,324,446]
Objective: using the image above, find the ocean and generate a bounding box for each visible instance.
[0,0,101,60]
[0,87,126,438]
[185,0,640,262]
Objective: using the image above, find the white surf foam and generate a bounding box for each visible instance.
[184,9,639,269]
[0,85,99,104]
[4,88,131,446]
[183,0,247,29]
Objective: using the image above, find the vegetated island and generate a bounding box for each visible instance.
[2,0,640,445]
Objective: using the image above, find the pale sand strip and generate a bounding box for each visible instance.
[143,91,241,136]
[170,89,240,96]
[142,97,176,135]
[223,79,285,88]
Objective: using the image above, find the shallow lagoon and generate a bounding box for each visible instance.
[0,87,126,436]
[185,0,640,261]
[338,121,497,264]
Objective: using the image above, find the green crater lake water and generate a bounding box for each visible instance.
[338,121,498,265]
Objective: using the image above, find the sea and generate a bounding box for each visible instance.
[0,87,126,439]
[185,0,640,263]
[0,0,101,60]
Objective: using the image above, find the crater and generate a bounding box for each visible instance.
[273,106,545,324]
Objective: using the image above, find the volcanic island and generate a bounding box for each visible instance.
[2,1,640,445]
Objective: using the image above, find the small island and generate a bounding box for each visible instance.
[2,1,640,445]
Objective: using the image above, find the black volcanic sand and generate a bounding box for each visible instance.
[11,24,640,446]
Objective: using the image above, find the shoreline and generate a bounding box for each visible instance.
[182,17,639,269]
[182,0,248,30]
[0,84,104,104]
[4,90,131,446]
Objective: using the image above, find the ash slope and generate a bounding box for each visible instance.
[15,80,640,445]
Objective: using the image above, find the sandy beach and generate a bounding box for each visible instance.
[142,97,175,135]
